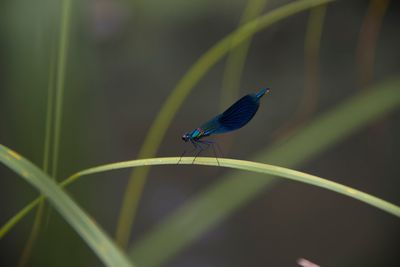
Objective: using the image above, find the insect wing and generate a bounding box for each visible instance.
[216,94,260,132]
[196,89,267,136]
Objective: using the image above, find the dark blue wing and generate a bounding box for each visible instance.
[199,94,260,135]
[217,94,260,132]
[198,88,268,137]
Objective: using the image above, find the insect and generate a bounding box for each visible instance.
[180,87,270,163]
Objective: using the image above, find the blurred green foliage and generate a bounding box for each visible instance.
[1,0,399,267]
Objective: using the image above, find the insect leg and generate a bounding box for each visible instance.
[178,141,200,164]
[212,142,224,158]
[192,140,208,164]
[211,143,220,166]
[197,140,220,166]
[177,150,186,164]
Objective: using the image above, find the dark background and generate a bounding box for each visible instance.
[1,0,399,266]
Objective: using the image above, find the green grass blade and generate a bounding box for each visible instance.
[116,0,336,248]
[18,1,70,264]
[14,155,400,216]
[2,150,399,247]
[52,0,71,179]
[18,28,56,267]
[129,76,400,267]
[62,157,400,216]
[0,145,136,267]
[0,199,41,239]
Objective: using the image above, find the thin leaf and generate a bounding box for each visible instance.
[59,157,400,217]
[0,145,135,267]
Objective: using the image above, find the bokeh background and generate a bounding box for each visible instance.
[1,0,399,266]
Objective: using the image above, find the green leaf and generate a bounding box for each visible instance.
[0,145,135,267]
[59,157,400,217]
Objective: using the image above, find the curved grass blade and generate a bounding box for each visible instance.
[51,157,400,216]
[0,145,135,267]
[129,76,400,267]
[8,155,400,215]
[116,0,336,248]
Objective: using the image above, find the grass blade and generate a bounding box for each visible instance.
[18,1,73,264]
[52,0,71,180]
[61,157,400,217]
[0,145,135,267]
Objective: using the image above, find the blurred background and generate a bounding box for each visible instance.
[0,0,399,266]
